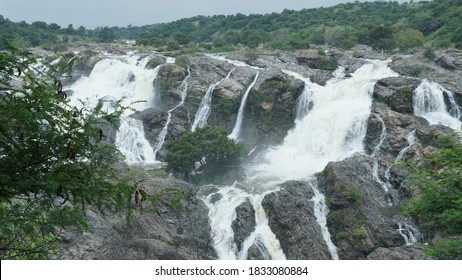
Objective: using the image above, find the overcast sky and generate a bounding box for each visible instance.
[1,0,411,28]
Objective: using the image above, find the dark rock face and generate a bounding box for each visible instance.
[365,102,452,202]
[262,181,331,259]
[232,199,256,252]
[243,69,304,148]
[372,77,422,114]
[156,63,188,110]
[60,165,215,260]
[318,155,404,259]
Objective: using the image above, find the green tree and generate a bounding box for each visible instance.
[98,27,116,43]
[171,32,191,45]
[404,134,462,259]
[394,28,425,51]
[166,38,180,51]
[0,48,134,259]
[164,126,244,180]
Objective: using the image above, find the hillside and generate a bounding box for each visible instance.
[1,0,461,52]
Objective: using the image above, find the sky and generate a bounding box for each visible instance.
[1,0,411,29]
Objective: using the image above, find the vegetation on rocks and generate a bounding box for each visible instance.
[404,134,462,259]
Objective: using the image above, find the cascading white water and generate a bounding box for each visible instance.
[252,60,399,181]
[397,222,422,245]
[191,69,234,131]
[153,67,191,159]
[371,114,391,194]
[201,59,399,260]
[311,181,339,260]
[282,70,316,119]
[67,53,163,165]
[384,129,416,183]
[228,72,259,141]
[115,117,157,164]
[413,79,462,131]
[199,183,285,260]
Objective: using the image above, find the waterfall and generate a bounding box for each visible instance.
[153,67,191,159]
[282,69,316,119]
[229,71,259,140]
[199,184,285,260]
[310,181,339,260]
[397,222,423,245]
[413,79,462,131]
[371,114,391,194]
[252,60,399,181]
[201,59,398,260]
[115,117,157,165]
[384,129,416,181]
[67,53,163,165]
[191,68,234,131]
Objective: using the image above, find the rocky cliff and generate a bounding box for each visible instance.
[61,46,462,260]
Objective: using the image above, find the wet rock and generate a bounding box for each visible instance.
[156,63,188,110]
[262,181,331,259]
[232,199,256,252]
[373,77,422,114]
[132,107,190,161]
[390,52,462,105]
[318,155,405,259]
[295,50,338,71]
[246,244,267,260]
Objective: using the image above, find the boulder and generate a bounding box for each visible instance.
[262,181,331,259]
[367,244,431,260]
[373,77,422,114]
[60,165,215,260]
[232,199,256,252]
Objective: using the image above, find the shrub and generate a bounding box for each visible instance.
[164,126,245,180]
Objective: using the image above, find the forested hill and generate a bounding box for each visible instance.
[127,0,462,51]
[1,0,461,52]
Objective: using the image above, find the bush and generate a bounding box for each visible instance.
[404,134,462,258]
[165,126,245,180]
[426,238,462,260]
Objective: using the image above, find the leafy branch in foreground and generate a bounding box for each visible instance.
[0,47,135,259]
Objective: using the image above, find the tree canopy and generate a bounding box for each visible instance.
[2,0,462,52]
[0,47,134,259]
[164,126,245,180]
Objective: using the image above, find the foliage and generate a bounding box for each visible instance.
[164,126,245,180]
[394,28,425,51]
[343,185,363,205]
[115,0,462,51]
[3,0,462,51]
[175,56,189,68]
[98,27,116,43]
[0,16,91,50]
[0,47,135,259]
[404,134,462,259]
[425,237,462,260]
